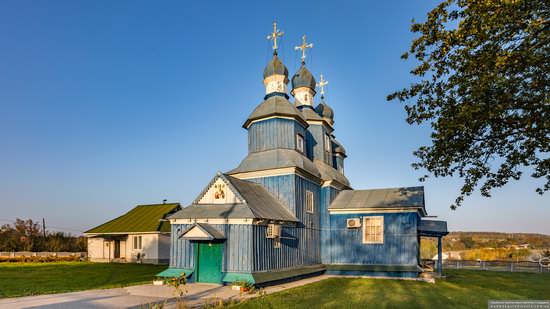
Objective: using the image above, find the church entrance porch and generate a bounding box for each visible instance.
[195,242,223,284]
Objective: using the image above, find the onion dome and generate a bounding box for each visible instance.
[291,65,317,92]
[263,52,289,83]
[315,101,334,124]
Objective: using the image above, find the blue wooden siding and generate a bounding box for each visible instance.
[248,118,306,154]
[171,224,253,273]
[247,173,322,271]
[320,186,340,264]
[327,212,420,265]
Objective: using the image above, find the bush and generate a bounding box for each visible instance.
[0,255,82,263]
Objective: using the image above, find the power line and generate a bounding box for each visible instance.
[0,218,83,233]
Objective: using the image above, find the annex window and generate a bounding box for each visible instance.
[306,190,314,214]
[324,134,331,152]
[273,237,281,249]
[296,134,305,153]
[362,217,384,244]
[133,236,142,250]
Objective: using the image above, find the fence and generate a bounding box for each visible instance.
[439,259,550,274]
[0,252,87,258]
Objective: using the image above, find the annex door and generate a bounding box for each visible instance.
[196,242,222,284]
[114,240,120,258]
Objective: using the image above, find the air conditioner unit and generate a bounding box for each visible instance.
[266,224,281,238]
[347,218,361,228]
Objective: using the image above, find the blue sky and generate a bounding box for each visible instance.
[0,1,548,235]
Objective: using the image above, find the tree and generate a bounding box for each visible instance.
[388,0,550,208]
[14,219,43,251]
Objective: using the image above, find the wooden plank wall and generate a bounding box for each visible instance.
[248,174,322,271]
[170,224,254,272]
[327,212,420,265]
[320,186,340,264]
[248,118,306,154]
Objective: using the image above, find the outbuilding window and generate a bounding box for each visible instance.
[306,190,314,214]
[296,134,305,153]
[362,217,384,244]
[133,236,142,250]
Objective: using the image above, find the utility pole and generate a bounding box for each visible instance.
[42,218,46,237]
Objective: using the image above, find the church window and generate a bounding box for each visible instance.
[306,190,314,213]
[133,236,142,250]
[362,217,384,244]
[273,237,281,249]
[324,134,331,152]
[296,134,304,153]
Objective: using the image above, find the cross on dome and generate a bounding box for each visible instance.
[267,22,284,52]
[317,74,328,96]
[295,35,313,64]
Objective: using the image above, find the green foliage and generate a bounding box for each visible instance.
[229,270,550,309]
[0,256,81,263]
[0,262,165,298]
[420,237,438,259]
[0,219,86,252]
[388,0,550,209]
[165,272,187,297]
[461,236,475,249]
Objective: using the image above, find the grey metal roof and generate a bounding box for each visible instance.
[263,54,289,82]
[315,101,334,124]
[227,148,321,178]
[243,96,308,128]
[291,65,316,90]
[298,106,324,122]
[314,160,351,188]
[418,220,449,236]
[180,223,227,240]
[329,187,426,215]
[169,174,298,222]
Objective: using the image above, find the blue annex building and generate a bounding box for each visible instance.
[158,24,448,285]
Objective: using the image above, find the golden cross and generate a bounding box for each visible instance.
[267,22,284,51]
[295,35,313,63]
[317,74,328,95]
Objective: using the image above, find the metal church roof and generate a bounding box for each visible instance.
[298,106,324,122]
[314,160,351,188]
[227,148,321,178]
[169,174,298,222]
[85,203,181,234]
[243,96,308,128]
[329,187,426,215]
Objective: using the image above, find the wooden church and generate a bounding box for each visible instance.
[157,24,448,285]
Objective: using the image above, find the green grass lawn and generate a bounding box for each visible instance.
[0,262,166,298]
[231,270,550,309]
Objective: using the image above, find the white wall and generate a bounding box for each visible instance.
[87,233,170,264]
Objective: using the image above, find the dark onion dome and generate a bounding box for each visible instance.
[263,53,289,82]
[291,65,317,91]
[243,96,308,128]
[315,101,334,123]
[333,139,347,157]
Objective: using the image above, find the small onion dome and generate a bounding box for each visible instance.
[333,139,347,157]
[263,53,289,83]
[291,65,316,91]
[315,101,334,124]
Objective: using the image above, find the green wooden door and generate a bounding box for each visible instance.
[197,242,222,284]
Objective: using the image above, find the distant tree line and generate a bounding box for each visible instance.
[0,219,86,252]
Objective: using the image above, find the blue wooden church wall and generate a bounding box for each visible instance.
[248,118,306,154]
[325,212,419,266]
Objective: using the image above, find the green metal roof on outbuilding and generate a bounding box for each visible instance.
[85,203,181,234]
